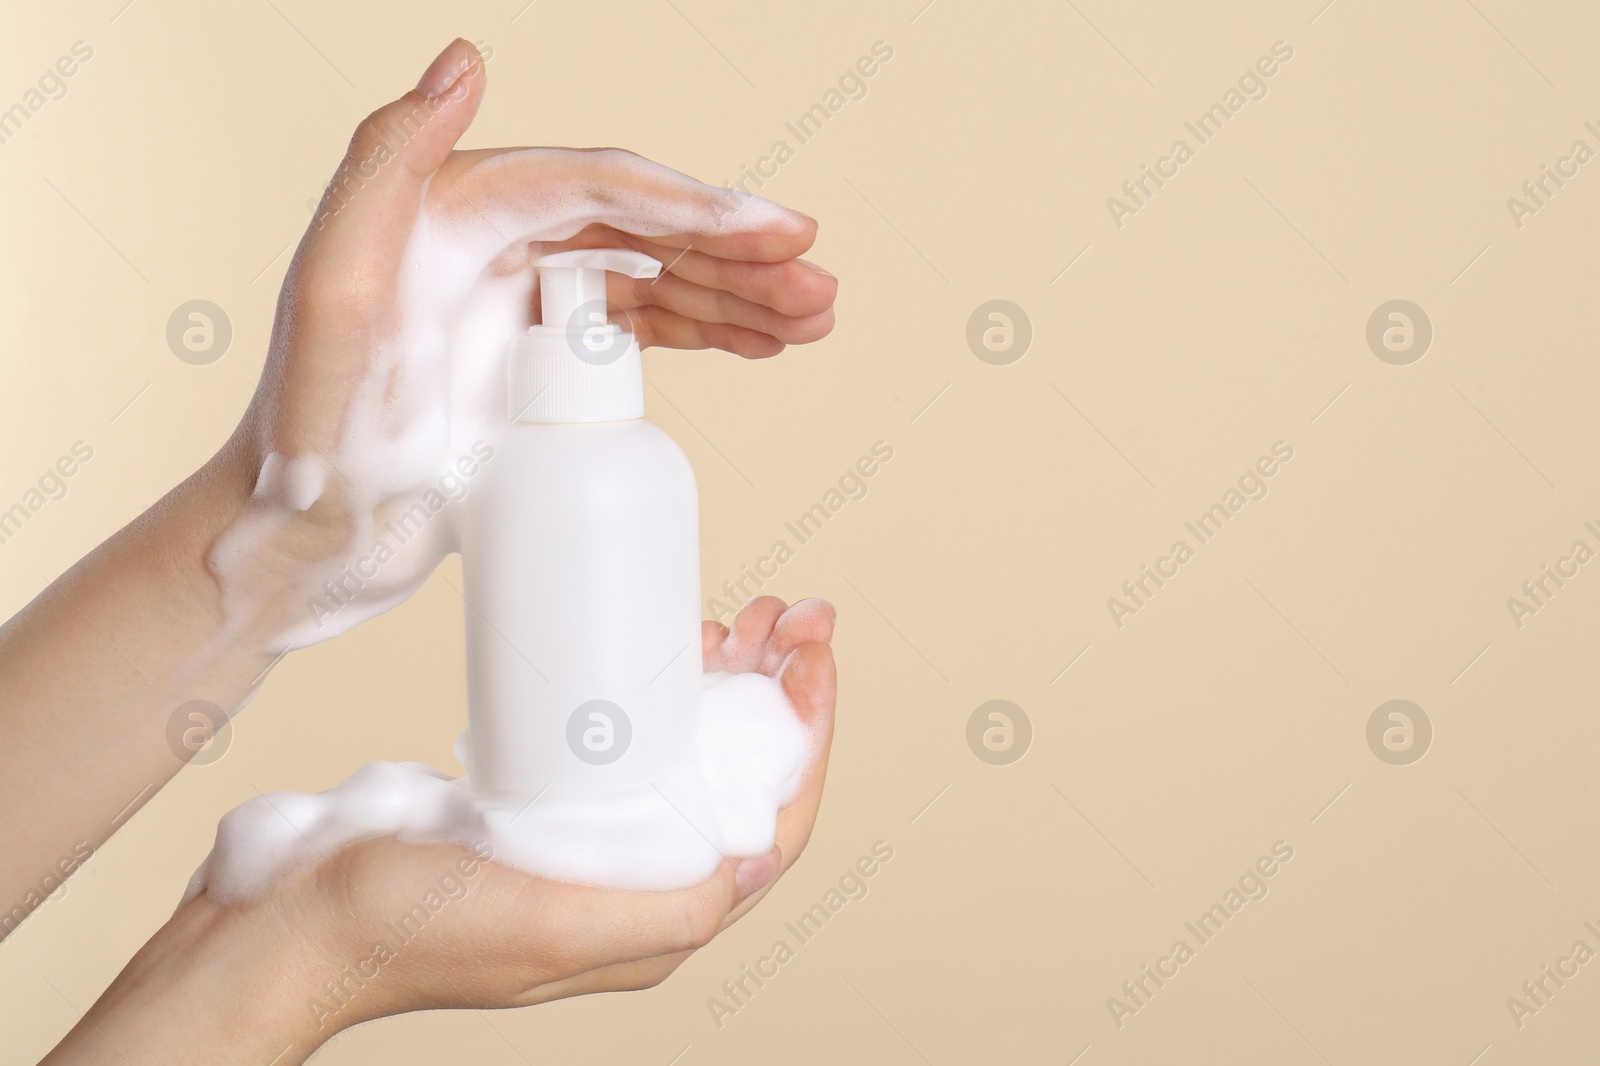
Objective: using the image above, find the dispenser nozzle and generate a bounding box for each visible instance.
[531,249,662,328]
[509,249,663,424]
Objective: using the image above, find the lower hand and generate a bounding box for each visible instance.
[41,597,836,1064]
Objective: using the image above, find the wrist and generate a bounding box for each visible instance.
[42,894,336,1065]
[121,442,301,676]
[191,432,392,651]
[173,437,327,656]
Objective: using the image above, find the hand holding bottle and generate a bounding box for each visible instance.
[39,599,836,1066]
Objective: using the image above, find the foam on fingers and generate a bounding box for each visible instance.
[722,596,788,665]
[771,598,836,660]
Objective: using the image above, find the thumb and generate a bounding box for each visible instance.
[311,38,485,244]
[260,40,484,452]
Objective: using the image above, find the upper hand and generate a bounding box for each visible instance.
[207,40,836,649]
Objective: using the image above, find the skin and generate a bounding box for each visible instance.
[41,599,835,1064]
[0,39,839,1062]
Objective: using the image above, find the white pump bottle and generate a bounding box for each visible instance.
[462,248,703,797]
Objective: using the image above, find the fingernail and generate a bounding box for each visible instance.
[415,39,471,98]
[734,852,779,903]
[798,258,833,279]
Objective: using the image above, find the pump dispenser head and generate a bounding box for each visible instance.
[509,249,662,423]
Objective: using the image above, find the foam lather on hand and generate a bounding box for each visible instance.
[184,672,808,902]
[205,151,796,653]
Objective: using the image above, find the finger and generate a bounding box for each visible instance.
[771,642,837,869]
[304,39,485,280]
[450,147,817,262]
[265,40,486,452]
[509,856,744,976]
[770,599,836,663]
[701,620,730,666]
[721,845,784,926]
[627,305,785,359]
[510,951,692,1005]
[641,241,837,318]
[508,848,781,1004]
[780,641,837,738]
[567,228,836,317]
[712,596,790,673]
[715,597,836,676]
[622,270,835,346]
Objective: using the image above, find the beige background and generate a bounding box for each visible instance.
[3,0,1599,1062]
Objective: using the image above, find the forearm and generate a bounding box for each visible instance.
[0,442,279,919]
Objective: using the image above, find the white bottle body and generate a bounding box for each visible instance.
[462,419,702,796]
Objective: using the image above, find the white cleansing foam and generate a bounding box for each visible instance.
[185,671,809,903]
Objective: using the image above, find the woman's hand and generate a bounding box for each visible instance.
[41,598,836,1066]
[211,38,837,650]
